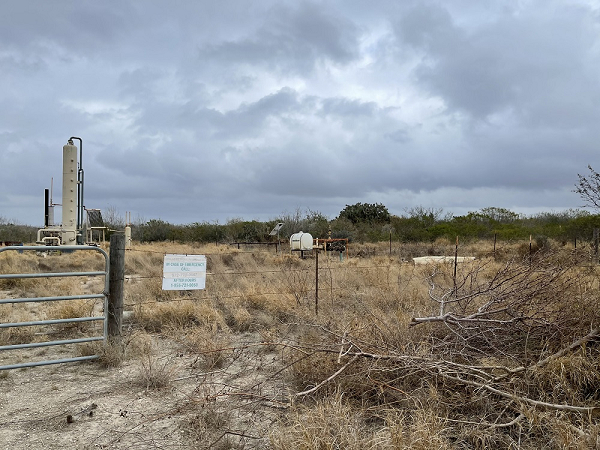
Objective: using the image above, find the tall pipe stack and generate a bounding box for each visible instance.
[61,140,78,245]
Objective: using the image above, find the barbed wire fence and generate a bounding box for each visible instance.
[3,237,600,448]
[122,246,412,312]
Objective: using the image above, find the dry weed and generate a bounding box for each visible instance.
[77,340,125,368]
[271,392,456,449]
[185,406,237,449]
[176,327,231,369]
[131,334,178,390]
[136,353,177,390]
[132,299,227,333]
[47,298,98,334]
[0,324,37,346]
[226,305,253,332]
[270,393,379,449]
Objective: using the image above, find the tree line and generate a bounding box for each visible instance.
[114,205,600,245]
[3,204,600,245]
[3,204,600,246]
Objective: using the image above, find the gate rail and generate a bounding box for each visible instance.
[0,245,109,370]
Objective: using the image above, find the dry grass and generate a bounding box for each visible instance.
[2,240,600,448]
[175,327,231,369]
[270,393,455,449]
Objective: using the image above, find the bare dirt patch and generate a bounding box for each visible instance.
[0,330,290,449]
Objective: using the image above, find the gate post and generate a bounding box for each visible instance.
[108,233,125,342]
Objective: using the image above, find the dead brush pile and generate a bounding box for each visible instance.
[276,247,600,449]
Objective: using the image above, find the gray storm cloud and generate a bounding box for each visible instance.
[1,0,598,225]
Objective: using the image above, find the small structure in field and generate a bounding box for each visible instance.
[413,256,475,265]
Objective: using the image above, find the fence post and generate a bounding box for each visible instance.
[594,229,599,263]
[108,233,125,342]
[453,236,458,296]
[315,248,319,315]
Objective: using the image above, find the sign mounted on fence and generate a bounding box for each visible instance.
[162,254,206,290]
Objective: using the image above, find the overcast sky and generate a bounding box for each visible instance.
[2,1,600,226]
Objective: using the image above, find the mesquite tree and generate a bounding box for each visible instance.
[575,165,600,209]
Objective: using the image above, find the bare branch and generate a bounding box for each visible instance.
[295,355,359,397]
[440,371,598,414]
[575,165,600,209]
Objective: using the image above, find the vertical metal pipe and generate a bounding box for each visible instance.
[44,189,50,227]
[453,236,458,296]
[315,248,319,315]
[69,137,83,244]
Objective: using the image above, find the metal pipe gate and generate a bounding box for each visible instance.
[0,245,109,370]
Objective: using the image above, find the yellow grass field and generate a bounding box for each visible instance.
[1,239,600,449]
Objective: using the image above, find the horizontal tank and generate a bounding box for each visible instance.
[290,231,313,251]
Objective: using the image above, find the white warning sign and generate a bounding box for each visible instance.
[162,254,206,290]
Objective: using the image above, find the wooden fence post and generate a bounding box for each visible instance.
[107,232,125,342]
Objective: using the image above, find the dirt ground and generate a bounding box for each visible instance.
[0,330,291,449]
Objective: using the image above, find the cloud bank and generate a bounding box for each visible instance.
[1,1,598,226]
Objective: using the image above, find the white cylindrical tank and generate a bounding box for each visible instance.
[47,205,55,226]
[290,231,313,251]
[61,141,78,245]
[125,225,132,248]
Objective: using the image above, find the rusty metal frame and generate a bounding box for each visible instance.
[314,238,349,259]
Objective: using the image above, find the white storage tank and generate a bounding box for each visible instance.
[125,225,132,248]
[61,140,78,245]
[290,231,313,251]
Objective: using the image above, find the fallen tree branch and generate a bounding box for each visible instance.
[494,326,600,381]
[295,355,358,397]
[440,371,598,414]
[487,413,524,429]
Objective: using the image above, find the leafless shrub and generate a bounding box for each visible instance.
[185,406,236,449]
[176,327,231,370]
[278,256,312,305]
[136,354,177,390]
[279,247,600,448]
[410,252,592,362]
